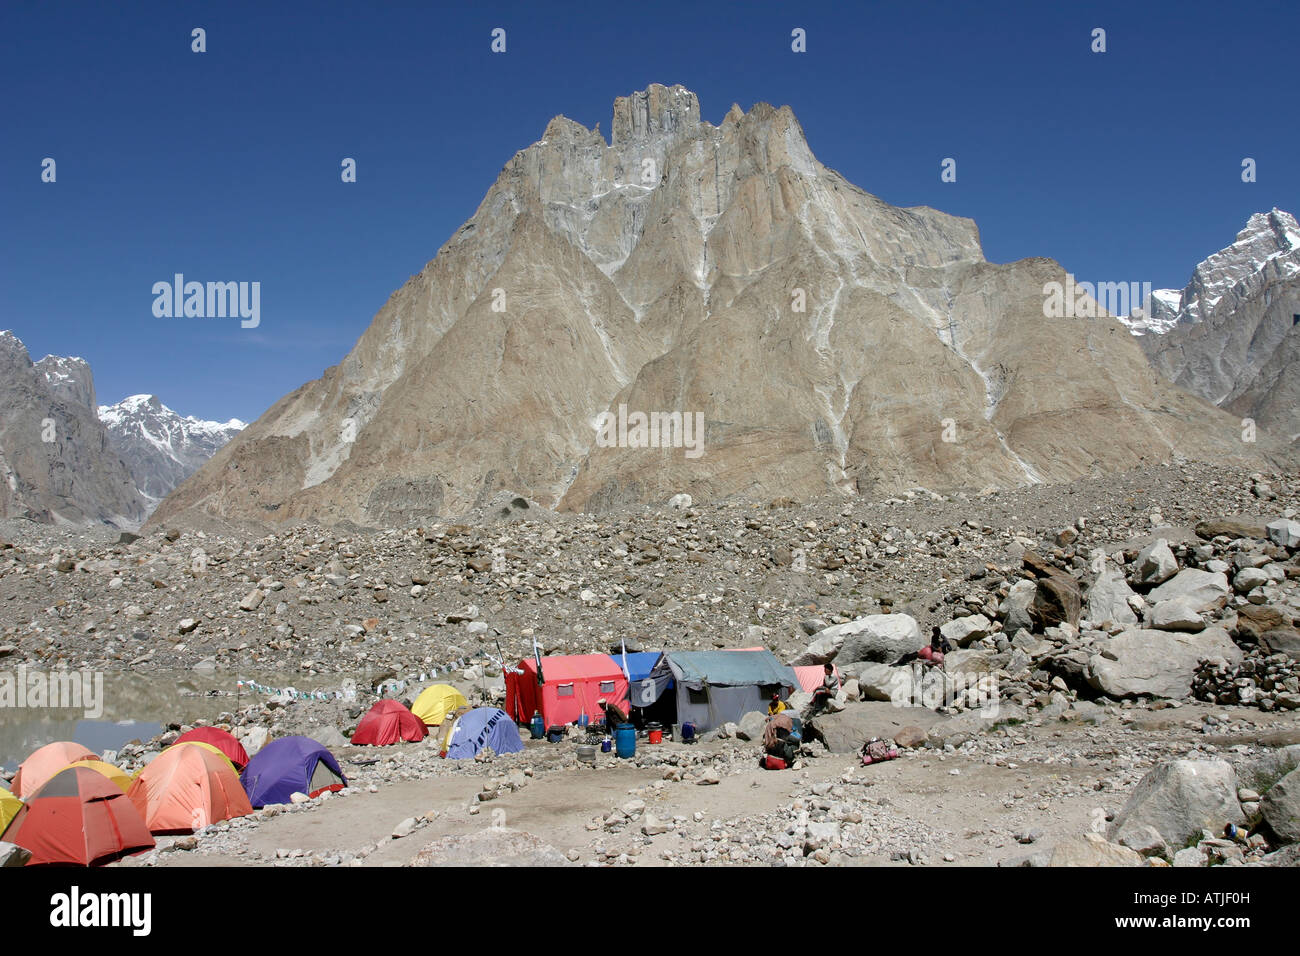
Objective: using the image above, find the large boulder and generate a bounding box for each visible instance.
[808,701,945,754]
[1262,627,1300,662]
[1030,574,1082,631]
[1001,579,1037,633]
[1085,626,1242,699]
[734,710,769,742]
[1147,597,1206,632]
[1233,745,1300,794]
[1146,569,1231,613]
[800,613,923,666]
[1266,518,1300,550]
[1046,833,1145,867]
[1109,759,1244,849]
[843,662,908,701]
[1195,518,1268,541]
[1130,539,1178,588]
[940,614,992,648]
[1261,768,1300,843]
[1085,569,1139,627]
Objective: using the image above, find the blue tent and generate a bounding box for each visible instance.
[240,736,347,807]
[444,707,525,759]
[648,650,797,732]
[611,652,673,709]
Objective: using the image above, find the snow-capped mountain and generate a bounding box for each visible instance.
[99,394,245,502]
[1130,209,1300,441]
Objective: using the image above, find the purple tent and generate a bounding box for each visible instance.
[240,736,347,807]
[444,707,524,759]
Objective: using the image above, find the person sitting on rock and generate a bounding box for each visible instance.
[917,626,951,666]
[811,663,837,713]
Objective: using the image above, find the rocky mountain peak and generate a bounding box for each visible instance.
[610,83,701,147]
[35,354,97,410]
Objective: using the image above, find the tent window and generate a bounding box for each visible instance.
[599,680,617,694]
[687,687,709,705]
[557,683,574,697]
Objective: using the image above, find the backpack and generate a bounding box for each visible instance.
[861,737,899,765]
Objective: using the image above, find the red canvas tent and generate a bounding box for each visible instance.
[173,726,250,771]
[351,699,427,745]
[4,766,154,866]
[506,654,629,728]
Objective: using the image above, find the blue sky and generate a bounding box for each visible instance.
[2,0,1296,423]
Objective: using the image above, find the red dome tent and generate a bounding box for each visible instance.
[3,765,154,866]
[173,726,250,771]
[351,699,427,745]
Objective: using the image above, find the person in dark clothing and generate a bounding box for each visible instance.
[811,663,837,713]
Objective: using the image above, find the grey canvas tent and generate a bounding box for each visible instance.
[648,649,798,732]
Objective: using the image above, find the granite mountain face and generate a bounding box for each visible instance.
[1129,209,1300,444]
[149,85,1284,530]
[0,332,147,527]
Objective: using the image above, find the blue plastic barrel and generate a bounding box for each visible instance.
[530,712,545,739]
[681,721,696,743]
[615,723,636,759]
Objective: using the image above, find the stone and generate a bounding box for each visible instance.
[940,614,992,648]
[844,662,907,701]
[735,710,769,742]
[1001,579,1037,633]
[1085,569,1139,627]
[0,842,32,867]
[1045,833,1143,866]
[239,589,266,612]
[1086,626,1241,699]
[1260,768,1300,843]
[177,618,199,635]
[240,726,270,755]
[1030,570,1082,630]
[1131,539,1178,587]
[1108,759,1244,849]
[1195,518,1268,541]
[1148,598,1205,632]
[1233,567,1270,594]
[1172,847,1208,867]
[310,726,350,750]
[1117,824,1168,858]
[410,827,570,866]
[835,613,924,665]
[392,817,417,839]
[1261,628,1300,662]
[642,813,671,836]
[1266,518,1300,550]
[894,726,927,748]
[667,494,692,510]
[1146,569,1231,613]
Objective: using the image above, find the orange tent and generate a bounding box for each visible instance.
[127,742,253,833]
[4,766,154,866]
[13,741,95,798]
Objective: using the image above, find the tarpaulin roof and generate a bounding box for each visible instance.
[657,650,797,689]
[611,651,663,682]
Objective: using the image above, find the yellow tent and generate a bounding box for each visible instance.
[63,760,132,793]
[411,684,469,727]
[0,786,22,836]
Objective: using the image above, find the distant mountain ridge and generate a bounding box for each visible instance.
[0,330,243,527]
[98,394,245,503]
[1128,209,1300,442]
